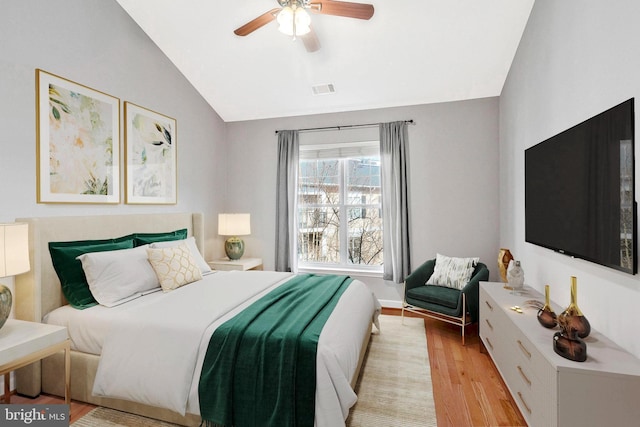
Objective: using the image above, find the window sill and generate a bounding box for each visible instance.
[297,265,383,279]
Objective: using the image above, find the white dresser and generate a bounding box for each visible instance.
[479,282,640,427]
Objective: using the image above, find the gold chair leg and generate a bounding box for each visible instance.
[461,293,466,346]
[401,281,406,325]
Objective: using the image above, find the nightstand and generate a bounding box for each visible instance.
[208,257,263,271]
[0,319,70,404]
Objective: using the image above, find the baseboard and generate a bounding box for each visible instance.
[379,299,403,309]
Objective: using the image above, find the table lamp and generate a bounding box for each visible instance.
[218,214,251,260]
[0,223,30,330]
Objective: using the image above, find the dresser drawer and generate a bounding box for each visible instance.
[480,286,510,337]
[505,354,552,426]
[510,327,553,390]
[480,283,554,426]
[480,286,514,375]
[510,379,549,427]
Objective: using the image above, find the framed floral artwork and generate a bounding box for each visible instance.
[124,102,177,204]
[36,69,120,203]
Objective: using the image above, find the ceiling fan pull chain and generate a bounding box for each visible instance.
[292,3,298,40]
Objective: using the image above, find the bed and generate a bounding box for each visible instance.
[13,213,380,426]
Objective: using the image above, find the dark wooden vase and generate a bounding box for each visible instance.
[553,325,587,362]
[557,276,590,338]
[537,285,557,328]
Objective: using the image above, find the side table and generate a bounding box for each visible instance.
[208,257,263,271]
[0,319,70,404]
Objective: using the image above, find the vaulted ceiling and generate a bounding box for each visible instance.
[116,0,534,122]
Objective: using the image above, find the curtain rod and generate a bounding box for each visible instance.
[275,119,414,134]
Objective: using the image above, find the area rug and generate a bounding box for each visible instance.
[346,314,436,427]
[71,407,178,426]
[73,315,436,427]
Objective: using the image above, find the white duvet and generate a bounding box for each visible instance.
[50,271,380,426]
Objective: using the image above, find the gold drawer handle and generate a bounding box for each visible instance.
[485,319,493,330]
[517,365,532,387]
[517,340,532,359]
[517,392,532,414]
[485,337,494,350]
[484,300,494,311]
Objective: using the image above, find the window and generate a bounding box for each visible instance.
[297,141,383,271]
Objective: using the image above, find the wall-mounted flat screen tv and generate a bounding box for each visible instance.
[525,98,636,274]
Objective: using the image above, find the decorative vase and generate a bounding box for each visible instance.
[0,284,12,330]
[557,276,590,338]
[224,237,245,260]
[537,284,557,328]
[553,315,587,362]
[498,248,514,282]
[507,260,525,293]
[553,331,587,362]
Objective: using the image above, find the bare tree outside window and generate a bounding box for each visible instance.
[297,156,383,268]
[620,139,634,269]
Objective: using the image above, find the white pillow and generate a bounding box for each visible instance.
[147,243,203,292]
[77,245,160,307]
[150,236,211,274]
[426,253,479,290]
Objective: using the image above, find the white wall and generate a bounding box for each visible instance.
[0,0,228,325]
[0,0,227,254]
[0,1,501,309]
[226,98,500,305]
[0,2,501,309]
[500,0,640,357]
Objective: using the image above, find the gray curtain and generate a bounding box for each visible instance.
[275,130,299,272]
[380,121,411,282]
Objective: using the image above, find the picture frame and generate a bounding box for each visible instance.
[124,102,177,204]
[36,69,120,204]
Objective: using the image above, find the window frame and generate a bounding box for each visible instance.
[296,141,383,275]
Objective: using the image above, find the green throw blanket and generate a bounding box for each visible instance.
[198,274,353,427]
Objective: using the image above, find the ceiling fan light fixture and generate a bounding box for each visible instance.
[277,5,311,37]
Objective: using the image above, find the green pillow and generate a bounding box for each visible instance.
[49,239,134,309]
[133,228,188,246]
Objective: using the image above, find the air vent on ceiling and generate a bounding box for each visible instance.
[311,83,336,95]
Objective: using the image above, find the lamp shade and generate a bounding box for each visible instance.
[0,223,30,278]
[277,5,311,36]
[218,214,251,236]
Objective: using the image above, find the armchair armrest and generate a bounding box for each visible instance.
[404,259,436,294]
[460,262,489,323]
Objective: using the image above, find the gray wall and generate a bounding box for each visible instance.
[226,98,500,305]
[0,0,227,255]
[1,1,501,309]
[500,0,640,357]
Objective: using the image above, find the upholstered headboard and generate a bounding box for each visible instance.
[14,213,204,323]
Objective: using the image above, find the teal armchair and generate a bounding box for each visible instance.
[402,258,489,345]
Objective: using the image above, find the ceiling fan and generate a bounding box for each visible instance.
[233,0,374,52]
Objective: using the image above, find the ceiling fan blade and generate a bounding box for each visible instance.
[301,26,321,52]
[234,8,281,36]
[310,1,374,20]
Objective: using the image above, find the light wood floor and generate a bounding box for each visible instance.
[416,313,526,426]
[10,310,526,426]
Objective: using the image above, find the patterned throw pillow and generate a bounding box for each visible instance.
[426,253,479,290]
[150,237,212,274]
[147,243,203,292]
